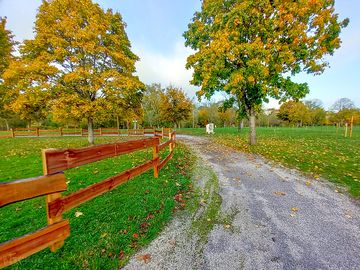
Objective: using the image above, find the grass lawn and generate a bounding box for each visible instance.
[0,136,193,269]
[178,126,360,197]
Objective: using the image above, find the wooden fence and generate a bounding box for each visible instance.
[0,131,176,268]
[0,127,172,138]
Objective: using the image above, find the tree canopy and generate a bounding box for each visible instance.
[0,17,16,129]
[331,98,355,112]
[4,0,144,143]
[184,0,348,144]
[159,86,192,128]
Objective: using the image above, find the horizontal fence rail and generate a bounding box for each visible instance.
[0,130,176,268]
[0,127,173,138]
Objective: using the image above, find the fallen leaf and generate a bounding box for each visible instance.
[119,250,125,260]
[291,207,299,213]
[101,232,108,238]
[75,211,83,217]
[224,224,231,229]
[169,240,176,247]
[305,181,311,187]
[274,191,286,196]
[133,233,139,239]
[136,254,151,264]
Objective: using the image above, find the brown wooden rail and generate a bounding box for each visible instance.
[6,127,173,138]
[0,131,176,268]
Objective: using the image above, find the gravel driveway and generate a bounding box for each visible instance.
[124,135,360,270]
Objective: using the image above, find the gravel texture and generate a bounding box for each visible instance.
[124,135,360,270]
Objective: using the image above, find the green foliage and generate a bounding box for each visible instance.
[0,137,193,269]
[142,84,163,127]
[184,0,348,143]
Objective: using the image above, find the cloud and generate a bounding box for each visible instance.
[133,41,198,98]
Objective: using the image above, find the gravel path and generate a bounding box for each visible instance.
[124,135,360,270]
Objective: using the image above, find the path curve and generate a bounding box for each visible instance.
[125,135,360,270]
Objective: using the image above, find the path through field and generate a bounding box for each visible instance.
[125,135,360,270]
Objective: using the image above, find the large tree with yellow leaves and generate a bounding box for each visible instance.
[5,0,143,144]
[184,0,348,144]
[0,17,16,129]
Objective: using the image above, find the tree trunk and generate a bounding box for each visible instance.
[249,108,256,145]
[4,119,9,131]
[116,115,120,130]
[88,117,94,145]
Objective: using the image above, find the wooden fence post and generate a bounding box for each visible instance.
[36,128,40,137]
[99,128,102,136]
[42,150,65,252]
[169,132,173,152]
[350,116,354,138]
[344,123,348,138]
[11,128,15,138]
[153,138,159,178]
[60,128,63,136]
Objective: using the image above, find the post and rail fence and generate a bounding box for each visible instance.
[0,127,175,139]
[0,130,176,268]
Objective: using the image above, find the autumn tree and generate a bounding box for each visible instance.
[0,17,16,129]
[142,84,163,127]
[5,0,143,144]
[184,0,348,144]
[304,99,326,125]
[159,86,192,128]
[278,101,310,126]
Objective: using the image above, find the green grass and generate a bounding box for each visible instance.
[178,126,360,197]
[0,136,193,269]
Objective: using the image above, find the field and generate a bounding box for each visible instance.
[178,126,360,197]
[0,136,193,269]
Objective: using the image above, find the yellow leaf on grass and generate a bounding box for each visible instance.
[75,211,83,217]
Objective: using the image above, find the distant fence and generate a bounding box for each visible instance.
[0,127,174,138]
[0,131,176,268]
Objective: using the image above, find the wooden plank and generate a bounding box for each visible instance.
[43,138,158,174]
[159,152,174,171]
[0,174,67,208]
[14,128,37,131]
[47,160,155,219]
[0,220,70,268]
[128,129,144,136]
[159,139,173,151]
[14,132,37,136]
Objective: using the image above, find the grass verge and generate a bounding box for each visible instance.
[177,126,360,197]
[0,136,193,269]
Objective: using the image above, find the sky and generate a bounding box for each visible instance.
[0,0,359,109]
